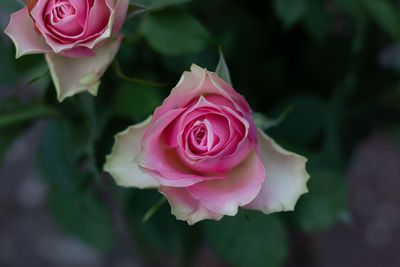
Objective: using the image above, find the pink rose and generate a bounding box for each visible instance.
[104,64,309,224]
[4,0,129,101]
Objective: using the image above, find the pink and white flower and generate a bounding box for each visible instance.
[5,0,129,101]
[104,64,309,224]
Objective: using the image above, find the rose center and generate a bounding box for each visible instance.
[52,1,76,23]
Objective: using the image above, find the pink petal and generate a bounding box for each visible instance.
[45,34,122,101]
[139,108,228,187]
[152,64,251,123]
[186,148,265,216]
[4,7,52,58]
[104,116,159,189]
[112,0,129,33]
[159,186,223,225]
[244,129,309,213]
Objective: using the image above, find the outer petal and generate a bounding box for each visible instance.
[4,7,52,58]
[112,0,129,33]
[244,129,309,213]
[45,34,123,102]
[159,186,223,225]
[104,116,159,189]
[152,64,251,123]
[186,148,265,216]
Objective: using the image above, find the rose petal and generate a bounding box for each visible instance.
[139,108,228,187]
[152,64,250,122]
[112,0,129,33]
[32,0,114,53]
[104,116,159,189]
[159,186,223,225]
[186,148,265,216]
[244,129,309,213]
[4,7,52,58]
[45,34,122,102]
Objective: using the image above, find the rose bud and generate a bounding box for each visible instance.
[5,0,129,101]
[104,64,309,224]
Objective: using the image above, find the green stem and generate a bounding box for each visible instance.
[142,197,167,223]
[0,105,55,128]
[113,60,167,87]
[28,69,50,85]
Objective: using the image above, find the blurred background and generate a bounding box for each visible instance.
[1,0,400,266]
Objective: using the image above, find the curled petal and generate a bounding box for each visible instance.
[159,186,223,225]
[4,7,52,58]
[112,0,129,33]
[186,148,265,216]
[104,116,159,189]
[244,129,309,213]
[45,34,123,102]
[152,64,251,123]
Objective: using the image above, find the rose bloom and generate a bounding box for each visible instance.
[4,0,129,101]
[104,64,309,224]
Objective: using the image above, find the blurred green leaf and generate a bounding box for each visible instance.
[333,0,367,52]
[0,35,17,87]
[303,0,331,42]
[292,168,348,232]
[132,0,191,9]
[273,0,308,29]
[359,0,400,42]
[0,0,22,10]
[215,47,232,85]
[142,9,211,56]
[115,83,163,121]
[48,189,114,253]
[37,120,86,193]
[203,211,288,267]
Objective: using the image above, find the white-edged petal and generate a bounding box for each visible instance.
[104,116,159,189]
[244,128,309,213]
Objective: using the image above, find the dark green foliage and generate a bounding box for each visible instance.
[2,0,400,266]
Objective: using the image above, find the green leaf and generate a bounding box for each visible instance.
[215,47,232,86]
[0,35,17,87]
[142,9,211,56]
[273,0,308,29]
[132,0,191,9]
[303,0,331,42]
[203,211,288,267]
[48,189,114,253]
[292,168,349,232]
[358,0,400,42]
[36,120,86,193]
[115,83,163,121]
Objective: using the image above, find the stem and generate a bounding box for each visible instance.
[142,197,167,223]
[113,60,167,87]
[28,69,50,85]
[0,105,55,128]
